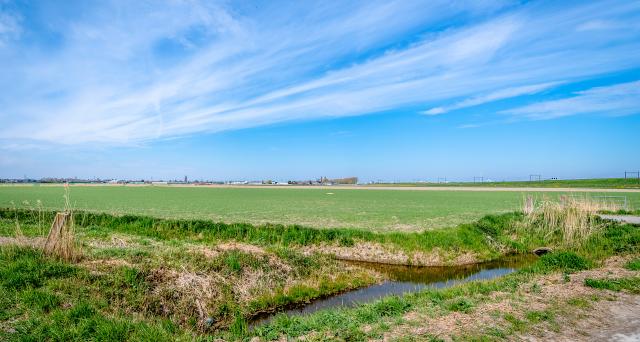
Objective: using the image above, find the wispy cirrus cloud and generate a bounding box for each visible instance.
[422,81,562,115]
[501,81,640,120]
[0,0,640,147]
[0,8,20,46]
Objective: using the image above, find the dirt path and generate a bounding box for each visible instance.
[0,236,45,248]
[522,293,640,342]
[600,214,640,224]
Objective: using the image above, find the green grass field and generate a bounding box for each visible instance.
[1,185,639,231]
[375,178,640,189]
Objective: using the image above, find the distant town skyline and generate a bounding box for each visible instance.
[1,1,639,180]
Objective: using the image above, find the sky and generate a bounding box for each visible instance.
[0,0,639,182]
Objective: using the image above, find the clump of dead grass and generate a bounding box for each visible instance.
[521,195,619,247]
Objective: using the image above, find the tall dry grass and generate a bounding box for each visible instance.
[521,195,621,247]
[43,184,80,262]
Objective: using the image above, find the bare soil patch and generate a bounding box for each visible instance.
[0,236,45,248]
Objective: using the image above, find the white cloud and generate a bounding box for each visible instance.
[422,81,561,115]
[423,107,445,116]
[576,20,618,32]
[0,10,20,46]
[0,1,640,147]
[501,81,640,120]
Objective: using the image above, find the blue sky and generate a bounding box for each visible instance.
[0,0,639,182]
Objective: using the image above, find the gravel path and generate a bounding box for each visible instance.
[600,215,640,224]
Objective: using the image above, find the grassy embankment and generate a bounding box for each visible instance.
[0,198,639,341]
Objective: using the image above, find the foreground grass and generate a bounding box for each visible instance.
[0,247,194,341]
[0,241,376,340]
[4,246,635,341]
[1,207,639,340]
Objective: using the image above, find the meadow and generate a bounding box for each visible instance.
[374,177,640,189]
[1,185,639,232]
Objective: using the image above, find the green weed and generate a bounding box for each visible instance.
[446,298,474,313]
[525,310,554,323]
[525,252,591,274]
[566,297,590,308]
[625,258,640,271]
[584,277,640,293]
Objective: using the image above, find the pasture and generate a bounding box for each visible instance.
[373,177,640,189]
[1,184,639,232]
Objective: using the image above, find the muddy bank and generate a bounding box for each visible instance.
[302,241,481,266]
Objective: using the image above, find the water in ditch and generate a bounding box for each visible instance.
[250,255,536,327]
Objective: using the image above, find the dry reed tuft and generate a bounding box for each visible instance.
[521,195,622,246]
[9,200,25,241]
[522,195,535,215]
[43,184,81,262]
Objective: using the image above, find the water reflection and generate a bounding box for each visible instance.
[250,255,535,327]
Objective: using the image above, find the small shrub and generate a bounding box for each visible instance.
[474,213,519,238]
[446,298,474,313]
[529,252,591,273]
[370,296,411,316]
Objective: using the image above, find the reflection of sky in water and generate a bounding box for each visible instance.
[251,256,533,327]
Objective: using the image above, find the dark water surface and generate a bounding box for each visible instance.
[250,255,536,327]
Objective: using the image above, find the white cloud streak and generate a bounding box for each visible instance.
[501,81,640,120]
[422,81,562,115]
[0,0,640,147]
[0,8,20,46]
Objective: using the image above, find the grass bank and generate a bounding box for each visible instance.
[1,207,505,264]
